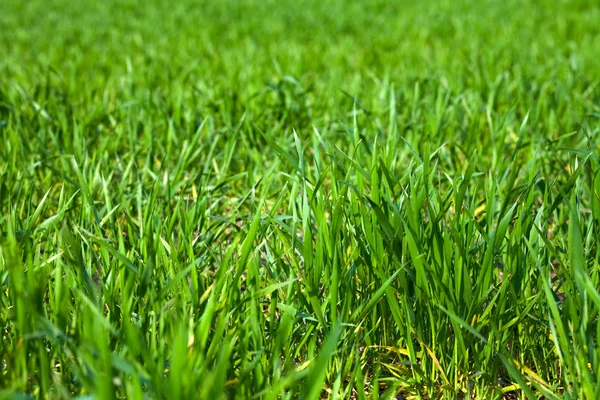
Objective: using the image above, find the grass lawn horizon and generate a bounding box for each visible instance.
[1,0,600,398]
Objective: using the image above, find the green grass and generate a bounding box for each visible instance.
[1,0,600,398]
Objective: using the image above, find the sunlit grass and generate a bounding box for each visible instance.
[1,0,600,398]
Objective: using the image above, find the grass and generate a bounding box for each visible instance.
[1,0,600,398]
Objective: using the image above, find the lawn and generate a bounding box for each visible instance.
[1,0,600,398]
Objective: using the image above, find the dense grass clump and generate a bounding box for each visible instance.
[1,0,600,398]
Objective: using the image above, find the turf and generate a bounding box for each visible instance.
[1,0,600,398]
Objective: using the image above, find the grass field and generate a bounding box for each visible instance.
[1,0,600,398]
